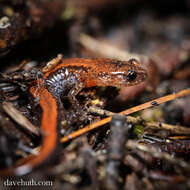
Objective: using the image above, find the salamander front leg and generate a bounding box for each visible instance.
[67,84,87,123]
[68,83,84,106]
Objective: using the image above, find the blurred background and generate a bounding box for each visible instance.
[1,1,190,189]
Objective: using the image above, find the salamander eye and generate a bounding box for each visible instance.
[126,70,137,81]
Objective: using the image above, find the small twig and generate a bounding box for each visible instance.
[88,106,114,116]
[16,147,40,166]
[81,145,99,190]
[145,122,190,134]
[41,54,63,73]
[126,140,190,171]
[104,115,129,190]
[60,89,190,143]
[88,106,190,134]
[2,101,39,136]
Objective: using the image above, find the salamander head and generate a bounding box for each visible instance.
[109,58,147,87]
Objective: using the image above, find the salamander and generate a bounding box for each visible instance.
[0,56,147,176]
